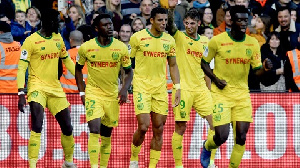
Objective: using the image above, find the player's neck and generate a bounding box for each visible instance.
[149,27,163,37]
[97,36,112,46]
[229,30,245,41]
[39,28,52,38]
[187,32,197,40]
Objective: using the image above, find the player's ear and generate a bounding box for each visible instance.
[150,18,154,25]
[198,20,201,27]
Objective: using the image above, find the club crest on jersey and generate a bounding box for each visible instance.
[56,42,61,50]
[246,49,252,57]
[20,49,28,59]
[163,44,170,51]
[112,52,119,60]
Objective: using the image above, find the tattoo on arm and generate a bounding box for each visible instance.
[167,8,178,35]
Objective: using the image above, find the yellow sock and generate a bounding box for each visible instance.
[88,133,100,167]
[149,149,161,168]
[205,129,218,151]
[172,132,183,166]
[130,143,142,161]
[61,134,75,163]
[209,148,217,165]
[28,131,41,168]
[100,136,111,167]
[229,144,245,168]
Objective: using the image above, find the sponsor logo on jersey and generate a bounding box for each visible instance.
[188,42,193,45]
[141,37,152,41]
[91,61,118,67]
[87,49,99,52]
[41,52,59,60]
[221,42,233,46]
[41,47,45,50]
[225,58,251,64]
[187,49,203,58]
[91,55,95,58]
[143,51,168,57]
[226,50,231,53]
[35,40,45,44]
[145,44,149,47]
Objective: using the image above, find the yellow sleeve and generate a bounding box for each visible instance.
[77,44,86,66]
[251,41,262,70]
[17,38,32,89]
[17,60,28,89]
[59,39,69,59]
[62,55,75,75]
[203,37,217,63]
[168,40,176,57]
[129,34,138,58]
[121,44,132,69]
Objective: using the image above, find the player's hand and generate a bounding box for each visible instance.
[169,0,178,9]
[118,88,128,105]
[263,58,273,71]
[61,7,68,18]
[18,94,26,113]
[173,89,181,107]
[80,95,85,106]
[214,78,227,90]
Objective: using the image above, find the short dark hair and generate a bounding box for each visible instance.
[150,7,167,19]
[184,8,201,21]
[0,21,11,32]
[230,5,249,21]
[40,8,59,25]
[277,6,291,16]
[92,13,112,28]
[199,26,212,34]
[15,10,25,15]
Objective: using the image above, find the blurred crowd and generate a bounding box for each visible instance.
[1,0,300,92]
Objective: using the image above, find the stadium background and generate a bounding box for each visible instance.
[1,93,299,168]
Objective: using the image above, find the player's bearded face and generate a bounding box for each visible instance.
[151,14,167,32]
[183,17,199,35]
[232,13,248,33]
[98,18,114,37]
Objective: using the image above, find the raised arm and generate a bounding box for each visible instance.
[167,0,178,36]
[75,63,85,105]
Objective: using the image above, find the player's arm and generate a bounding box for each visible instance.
[75,46,87,105]
[251,42,273,76]
[62,56,75,76]
[17,39,31,113]
[201,38,227,89]
[167,0,178,36]
[167,56,180,107]
[119,67,133,105]
[201,60,225,88]
[17,60,28,113]
[254,59,273,76]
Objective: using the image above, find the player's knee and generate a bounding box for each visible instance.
[236,133,247,146]
[61,123,73,136]
[31,124,43,133]
[139,123,150,135]
[153,124,164,136]
[214,132,229,146]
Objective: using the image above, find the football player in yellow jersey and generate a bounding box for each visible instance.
[75,13,133,168]
[167,1,215,167]
[17,9,77,168]
[129,7,181,168]
[200,6,272,168]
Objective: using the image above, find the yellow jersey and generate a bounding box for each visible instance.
[130,29,176,93]
[173,30,209,91]
[77,37,131,100]
[203,32,262,96]
[18,31,70,96]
